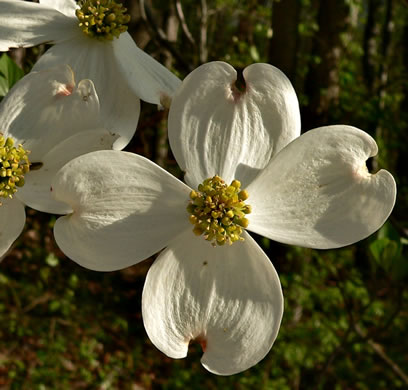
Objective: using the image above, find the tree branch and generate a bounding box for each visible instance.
[138,0,191,71]
[199,0,208,63]
[355,324,408,386]
[174,0,196,45]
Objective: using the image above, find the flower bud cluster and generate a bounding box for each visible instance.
[187,175,251,246]
[76,0,131,41]
[0,134,30,204]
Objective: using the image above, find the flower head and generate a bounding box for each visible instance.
[50,62,396,375]
[0,65,121,258]
[0,0,181,148]
[187,175,251,245]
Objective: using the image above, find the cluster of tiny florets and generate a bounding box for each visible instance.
[76,0,131,41]
[187,175,251,246]
[0,134,30,204]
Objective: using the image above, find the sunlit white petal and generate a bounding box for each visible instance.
[248,125,397,249]
[113,32,182,105]
[16,129,119,215]
[39,0,77,17]
[0,0,79,51]
[52,151,191,271]
[32,38,140,150]
[0,198,26,258]
[168,61,300,188]
[142,230,283,375]
[0,65,101,161]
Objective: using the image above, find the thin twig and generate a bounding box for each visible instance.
[22,292,53,313]
[199,0,208,63]
[174,0,196,45]
[355,324,408,386]
[139,0,191,71]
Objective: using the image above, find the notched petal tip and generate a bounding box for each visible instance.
[229,69,247,102]
[352,161,371,181]
[76,79,98,103]
[189,336,208,353]
[55,83,74,97]
[48,64,76,97]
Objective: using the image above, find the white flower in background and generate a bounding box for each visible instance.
[0,64,122,258]
[0,0,181,149]
[49,62,396,375]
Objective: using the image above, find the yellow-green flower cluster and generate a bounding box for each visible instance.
[0,134,30,204]
[187,175,251,246]
[76,0,131,41]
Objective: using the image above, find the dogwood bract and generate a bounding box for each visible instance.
[0,0,181,149]
[50,62,396,375]
[0,65,123,258]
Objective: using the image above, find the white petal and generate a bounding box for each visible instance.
[247,125,397,249]
[0,0,79,51]
[16,129,119,215]
[52,151,191,271]
[168,61,301,188]
[0,65,101,161]
[113,32,182,105]
[39,0,77,17]
[142,230,283,376]
[32,37,140,150]
[0,198,25,258]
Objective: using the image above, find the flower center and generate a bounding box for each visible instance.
[76,0,131,41]
[0,134,30,205]
[187,175,251,246]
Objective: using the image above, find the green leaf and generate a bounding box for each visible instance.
[0,53,24,97]
[369,237,401,271]
[377,221,401,242]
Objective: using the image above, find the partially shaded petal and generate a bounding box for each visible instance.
[247,126,397,249]
[1,65,100,161]
[16,129,119,215]
[113,32,182,105]
[168,61,300,188]
[52,151,191,271]
[33,37,140,150]
[39,0,77,17]
[0,0,78,51]
[142,230,283,376]
[0,198,25,258]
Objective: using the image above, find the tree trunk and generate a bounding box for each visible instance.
[302,0,349,130]
[268,0,300,82]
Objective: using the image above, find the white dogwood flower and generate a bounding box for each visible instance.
[0,65,122,258]
[0,0,181,149]
[50,62,396,375]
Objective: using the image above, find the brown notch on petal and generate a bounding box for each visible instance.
[189,335,208,353]
[231,68,246,102]
[56,84,74,97]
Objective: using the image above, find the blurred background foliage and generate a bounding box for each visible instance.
[1,0,408,388]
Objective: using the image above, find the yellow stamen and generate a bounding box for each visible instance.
[0,133,30,205]
[76,0,131,41]
[187,175,251,246]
